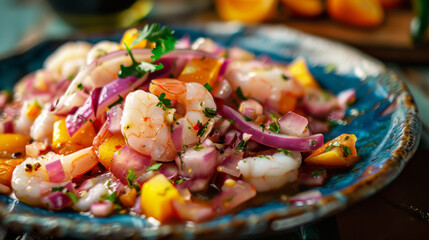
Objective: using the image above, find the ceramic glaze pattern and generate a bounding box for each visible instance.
[0,25,420,239]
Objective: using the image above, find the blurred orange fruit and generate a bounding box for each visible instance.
[379,0,404,9]
[215,0,277,23]
[281,0,324,18]
[327,0,384,28]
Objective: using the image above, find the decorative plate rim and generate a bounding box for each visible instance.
[0,24,421,239]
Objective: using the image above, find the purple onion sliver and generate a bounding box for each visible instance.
[107,105,123,134]
[289,190,322,205]
[42,191,72,210]
[45,160,66,183]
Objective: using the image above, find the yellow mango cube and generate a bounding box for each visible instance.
[25,101,42,121]
[287,57,320,89]
[141,174,183,222]
[52,119,70,149]
[178,57,222,87]
[98,133,125,169]
[0,134,30,157]
[120,28,148,49]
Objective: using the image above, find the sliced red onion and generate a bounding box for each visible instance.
[2,120,13,133]
[175,35,191,49]
[171,121,184,151]
[172,200,213,222]
[212,79,233,100]
[130,194,142,214]
[298,166,327,187]
[290,190,322,205]
[212,180,256,214]
[175,178,211,192]
[302,88,338,119]
[106,104,123,134]
[221,105,323,151]
[224,129,239,146]
[159,162,178,179]
[42,191,72,210]
[135,171,157,186]
[239,99,263,119]
[307,117,329,134]
[97,76,145,117]
[278,111,309,137]
[337,89,356,110]
[77,178,96,192]
[111,145,152,184]
[218,58,231,81]
[46,160,66,183]
[65,88,101,137]
[175,144,217,179]
[90,201,113,217]
[218,155,242,178]
[64,181,77,195]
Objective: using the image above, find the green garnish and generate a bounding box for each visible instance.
[178,151,184,170]
[277,148,291,155]
[197,121,209,137]
[156,93,172,110]
[342,145,352,157]
[311,140,317,146]
[269,113,280,133]
[67,74,74,81]
[235,87,248,100]
[281,74,289,81]
[126,169,137,186]
[146,163,163,172]
[102,192,118,203]
[77,83,84,91]
[224,196,234,202]
[175,178,186,185]
[236,140,247,152]
[51,186,65,192]
[324,145,334,152]
[193,145,204,151]
[202,107,217,118]
[260,124,265,132]
[204,83,213,91]
[226,119,234,124]
[312,169,326,177]
[66,192,79,203]
[256,155,270,159]
[119,24,176,78]
[243,115,252,122]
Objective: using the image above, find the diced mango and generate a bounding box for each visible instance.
[119,187,137,208]
[141,174,183,222]
[0,134,31,157]
[52,119,70,149]
[70,121,96,148]
[278,92,297,114]
[287,57,320,89]
[120,28,148,49]
[178,57,222,87]
[98,133,125,170]
[25,101,42,121]
[305,134,359,167]
[0,159,24,186]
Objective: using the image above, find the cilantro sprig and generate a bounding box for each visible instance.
[118,24,176,79]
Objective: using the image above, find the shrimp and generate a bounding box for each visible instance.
[149,79,217,149]
[44,42,92,79]
[237,151,301,192]
[30,104,56,143]
[11,147,98,206]
[121,90,177,162]
[86,41,120,65]
[225,61,304,113]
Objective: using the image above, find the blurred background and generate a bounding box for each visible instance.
[0,0,428,239]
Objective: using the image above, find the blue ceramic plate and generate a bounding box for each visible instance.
[0,24,421,239]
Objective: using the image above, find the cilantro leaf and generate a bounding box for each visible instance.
[204,83,213,91]
[269,113,280,133]
[126,169,137,186]
[277,148,291,155]
[235,87,248,100]
[202,107,217,118]
[157,93,172,110]
[66,192,79,203]
[312,169,326,177]
[146,163,162,172]
[236,140,247,152]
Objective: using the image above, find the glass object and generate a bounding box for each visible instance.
[47,0,153,29]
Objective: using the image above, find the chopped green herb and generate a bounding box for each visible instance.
[77,83,83,90]
[182,144,188,149]
[102,192,118,203]
[175,178,186,185]
[51,186,65,192]
[277,148,291,155]
[324,145,334,152]
[202,107,217,118]
[260,123,265,132]
[281,74,289,81]
[106,180,112,188]
[236,140,247,152]
[157,93,172,110]
[126,169,137,186]
[235,87,248,100]
[324,63,336,73]
[108,95,124,108]
[226,119,234,125]
[146,163,162,172]
[269,113,280,133]
[224,196,234,202]
[256,155,270,159]
[342,145,352,157]
[243,115,253,122]
[193,145,204,151]
[204,83,213,91]
[178,151,184,170]
[66,192,79,203]
[311,140,317,146]
[322,90,331,100]
[67,74,74,81]
[312,169,326,177]
[197,121,209,137]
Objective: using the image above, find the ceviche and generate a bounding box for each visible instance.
[0,24,359,222]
